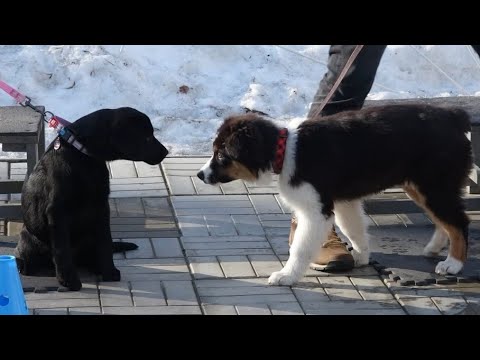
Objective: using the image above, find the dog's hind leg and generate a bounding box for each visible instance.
[334,200,370,266]
[404,182,469,275]
[269,184,333,286]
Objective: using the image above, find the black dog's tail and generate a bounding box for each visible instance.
[112,242,139,253]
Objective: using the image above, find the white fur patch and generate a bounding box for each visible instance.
[334,200,370,266]
[269,123,334,286]
[435,255,463,275]
[198,156,213,184]
[423,227,449,257]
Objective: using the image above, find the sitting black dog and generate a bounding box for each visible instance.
[14,107,168,290]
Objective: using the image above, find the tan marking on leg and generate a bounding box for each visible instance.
[403,182,466,262]
[224,161,257,182]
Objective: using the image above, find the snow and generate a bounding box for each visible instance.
[1,45,479,157]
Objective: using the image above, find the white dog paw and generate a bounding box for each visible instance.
[268,271,296,286]
[435,256,463,275]
[352,249,370,266]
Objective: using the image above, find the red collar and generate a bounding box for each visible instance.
[273,128,288,174]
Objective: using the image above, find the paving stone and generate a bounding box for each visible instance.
[350,276,395,301]
[34,308,68,315]
[115,198,145,217]
[163,281,198,306]
[250,195,282,214]
[195,278,267,288]
[0,162,8,180]
[110,189,168,198]
[124,238,155,259]
[397,213,432,226]
[177,215,209,236]
[268,236,290,256]
[249,255,284,277]
[303,300,404,315]
[269,302,305,315]
[121,273,191,281]
[162,157,209,164]
[114,258,189,279]
[130,281,166,306]
[182,236,273,257]
[27,298,100,309]
[166,176,196,195]
[205,215,237,236]
[192,177,223,194]
[102,306,202,315]
[319,277,363,300]
[99,281,133,307]
[218,255,256,278]
[232,215,265,235]
[431,296,469,315]
[134,162,162,177]
[292,279,330,302]
[220,180,248,194]
[109,198,118,217]
[151,238,184,258]
[110,217,176,230]
[110,160,137,178]
[142,197,173,217]
[25,284,98,301]
[370,214,405,226]
[112,230,180,238]
[189,256,224,279]
[202,305,237,315]
[392,287,466,299]
[399,297,442,315]
[68,307,102,315]
[201,294,297,305]
[236,304,271,315]
[197,285,291,297]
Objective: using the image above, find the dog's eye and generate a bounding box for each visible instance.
[217,153,225,161]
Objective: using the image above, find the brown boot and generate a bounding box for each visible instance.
[288,215,355,272]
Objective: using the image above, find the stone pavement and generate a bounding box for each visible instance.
[1,157,480,315]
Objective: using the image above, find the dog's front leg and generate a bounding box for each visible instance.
[269,207,333,286]
[47,206,82,291]
[93,201,120,282]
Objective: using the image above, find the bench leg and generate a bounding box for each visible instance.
[26,143,39,180]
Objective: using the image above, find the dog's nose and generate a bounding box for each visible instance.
[197,171,205,181]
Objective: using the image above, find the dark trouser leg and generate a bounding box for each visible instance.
[307,45,387,118]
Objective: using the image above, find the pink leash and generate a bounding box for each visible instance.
[0,79,90,156]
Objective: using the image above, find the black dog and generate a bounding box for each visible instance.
[14,107,168,290]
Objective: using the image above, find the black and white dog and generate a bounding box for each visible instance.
[197,104,473,286]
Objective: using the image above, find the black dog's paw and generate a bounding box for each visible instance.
[16,258,26,274]
[57,273,82,291]
[102,267,121,282]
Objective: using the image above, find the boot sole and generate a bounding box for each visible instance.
[310,260,355,272]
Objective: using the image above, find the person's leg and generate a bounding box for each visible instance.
[290,45,386,272]
[307,45,387,117]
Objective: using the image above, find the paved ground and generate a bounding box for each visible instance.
[2,157,480,315]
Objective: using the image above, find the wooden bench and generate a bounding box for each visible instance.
[0,106,45,219]
[363,96,480,214]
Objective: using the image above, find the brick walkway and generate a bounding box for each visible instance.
[2,157,480,315]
